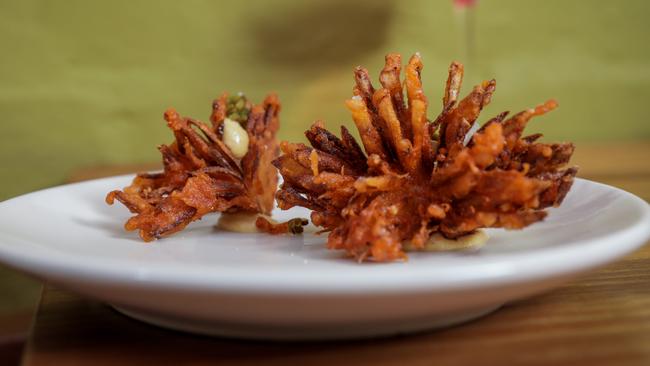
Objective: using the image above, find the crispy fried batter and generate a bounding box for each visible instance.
[255,216,309,235]
[106,93,281,241]
[274,54,578,262]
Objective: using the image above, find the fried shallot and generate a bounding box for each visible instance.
[106,93,305,241]
[274,53,577,262]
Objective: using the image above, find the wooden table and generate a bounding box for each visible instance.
[19,142,650,366]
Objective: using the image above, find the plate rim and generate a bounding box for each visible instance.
[0,176,648,295]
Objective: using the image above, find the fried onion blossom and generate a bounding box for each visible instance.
[273,53,577,262]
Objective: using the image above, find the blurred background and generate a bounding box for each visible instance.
[0,0,649,357]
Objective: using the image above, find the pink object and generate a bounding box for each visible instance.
[454,0,477,8]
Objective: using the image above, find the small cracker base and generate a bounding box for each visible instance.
[404,230,488,252]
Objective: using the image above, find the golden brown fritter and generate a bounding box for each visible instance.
[106,93,285,241]
[274,53,577,262]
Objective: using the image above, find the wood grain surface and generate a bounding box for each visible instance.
[18,141,650,366]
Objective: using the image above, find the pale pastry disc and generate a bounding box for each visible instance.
[404,230,488,252]
[215,212,262,233]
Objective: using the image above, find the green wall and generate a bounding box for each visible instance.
[1,0,649,200]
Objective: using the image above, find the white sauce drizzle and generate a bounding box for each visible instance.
[222,118,249,159]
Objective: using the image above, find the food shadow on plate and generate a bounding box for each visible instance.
[66,182,141,242]
[71,216,142,243]
[74,182,132,220]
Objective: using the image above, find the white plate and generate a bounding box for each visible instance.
[0,176,648,340]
